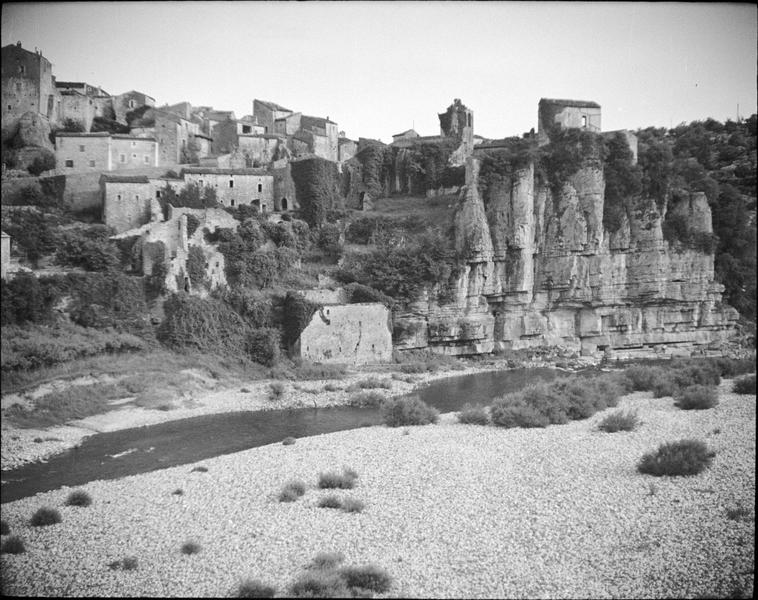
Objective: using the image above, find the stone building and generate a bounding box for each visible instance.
[273,112,302,136]
[253,99,293,135]
[294,302,393,365]
[181,167,274,210]
[537,98,602,138]
[299,115,339,162]
[55,132,158,173]
[101,174,161,233]
[57,90,96,132]
[392,129,419,143]
[131,108,200,166]
[112,90,155,124]
[1,42,57,142]
[237,134,283,166]
[338,136,357,163]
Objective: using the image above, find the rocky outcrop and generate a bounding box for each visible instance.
[394,155,738,359]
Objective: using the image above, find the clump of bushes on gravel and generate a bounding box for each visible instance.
[732,374,756,395]
[381,396,439,427]
[637,439,714,476]
[317,494,343,509]
[236,578,277,598]
[674,385,719,410]
[318,468,358,490]
[181,540,202,555]
[598,410,640,432]
[290,551,392,597]
[279,480,307,502]
[1,536,26,554]
[30,507,61,527]
[457,403,490,425]
[65,490,92,507]
[348,390,386,408]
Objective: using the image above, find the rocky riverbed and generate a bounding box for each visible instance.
[0,379,754,598]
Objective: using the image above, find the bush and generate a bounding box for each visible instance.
[65,490,92,507]
[27,150,56,176]
[732,373,756,394]
[181,540,202,555]
[292,361,347,380]
[172,489,184,496]
[348,390,386,408]
[341,498,365,513]
[457,404,490,425]
[318,494,343,509]
[598,410,640,432]
[0,520,9,535]
[108,556,139,571]
[268,381,286,401]
[30,507,62,527]
[279,480,307,502]
[637,439,714,476]
[623,365,664,391]
[290,570,349,598]
[490,396,550,428]
[247,328,281,367]
[236,579,277,598]
[381,396,439,427]
[338,565,393,594]
[309,551,345,570]
[652,373,679,398]
[714,357,756,377]
[282,436,296,446]
[318,469,357,490]
[520,381,570,424]
[0,536,25,554]
[674,385,719,410]
[191,465,208,473]
[347,377,392,391]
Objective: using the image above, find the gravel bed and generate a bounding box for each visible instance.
[1,380,753,598]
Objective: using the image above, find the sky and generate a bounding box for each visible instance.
[2,1,756,142]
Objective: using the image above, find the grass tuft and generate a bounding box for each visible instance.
[108,556,138,571]
[172,488,184,495]
[317,494,343,509]
[598,410,640,433]
[1,535,26,554]
[347,377,392,391]
[290,570,349,598]
[65,489,92,507]
[725,504,753,522]
[236,578,277,598]
[268,381,286,401]
[637,439,714,476]
[278,480,307,502]
[318,468,358,490]
[191,465,208,473]
[341,498,365,513]
[309,551,345,570]
[30,507,61,527]
[338,564,393,593]
[181,540,202,555]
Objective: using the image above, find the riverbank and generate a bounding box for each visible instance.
[1,379,753,598]
[0,355,595,471]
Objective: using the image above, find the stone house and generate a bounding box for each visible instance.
[299,115,339,162]
[253,99,293,135]
[101,174,161,233]
[57,90,96,132]
[1,42,57,142]
[537,98,602,139]
[294,302,393,365]
[238,115,265,135]
[181,167,274,210]
[112,90,155,124]
[273,112,302,136]
[237,134,283,166]
[131,108,200,166]
[56,132,158,173]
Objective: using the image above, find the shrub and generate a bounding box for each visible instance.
[733,374,756,395]
[520,381,570,424]
[624,365,664,391]
[0,520,9,535]
[457,404,490,425]
[181,540,202,555]
[0,536,26,554]
[381,396,439,427]
[347,377,392,391]
[246,329,281,367]
[318,469,357,490]
[598,410,640,432]
[65,490,92,507]
[318,494,343,509]
[714,357,755,377]
[172,489,184,496]
[637,439,714,476]
[309,551,345,570]
[191,466,208,473]
[290,570,348,598]
[282,436,296,446]
[268,381,286,401]
[674,385,719,410]
[278,480,307,503]
[725,504,752,522]
[237,579,277,598]
[490,397,550,428]
[108,556,139,571]
[292,361,347,380]
[341,498,365,513]
[348,390,386,408]
[338,565,393,594]
[30,507,61,527]
[652,373,679,398]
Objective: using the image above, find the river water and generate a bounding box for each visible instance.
[0,367,565,503]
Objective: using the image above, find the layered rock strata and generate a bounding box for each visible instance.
[395,156,738,358]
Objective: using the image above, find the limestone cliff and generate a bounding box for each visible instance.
[394,150,738,358]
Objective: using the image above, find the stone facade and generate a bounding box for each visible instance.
[181,167,274,210]
[295,303,393,365]
[537,98,602,139]
[56,132,158,173]
[1,42,57,142]
[253,99,293,135]
[273,112,302,136]
[101,175,158,233]
[237,134,282,165]
[113,90,155,124]
[58,91,96,132]
[338,137,357,163]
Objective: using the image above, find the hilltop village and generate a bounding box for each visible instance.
[1,41,745,366]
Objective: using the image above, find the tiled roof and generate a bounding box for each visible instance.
[255,99,292,112]
[539,98,601,109]
[181,167,271,176]
[101,175,150,184]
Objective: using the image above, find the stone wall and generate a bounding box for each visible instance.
[182,170,274,210]
[296,303,393,365]
[59,93,95,132]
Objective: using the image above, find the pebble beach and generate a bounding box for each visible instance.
[1,378,754,598]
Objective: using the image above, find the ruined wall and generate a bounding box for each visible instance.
[393,154,738,359]
[296,303,393,365]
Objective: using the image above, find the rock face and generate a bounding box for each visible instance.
[15,111,53,149]
[394,156,738,358]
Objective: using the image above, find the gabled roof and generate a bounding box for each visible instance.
[255,99,292,112]
[392,128,418,138]
[539,98,601,109]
